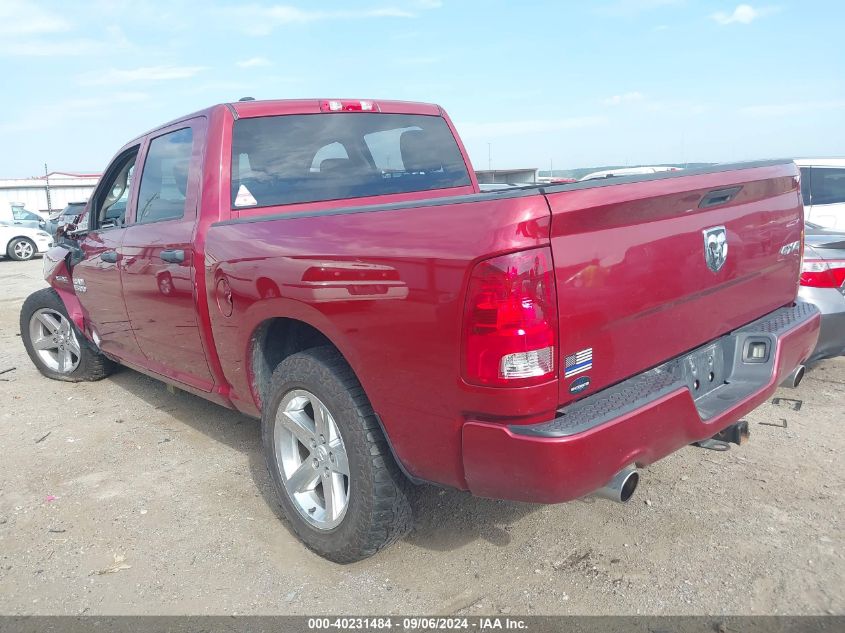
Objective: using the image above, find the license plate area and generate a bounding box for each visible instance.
[679,343,727,400]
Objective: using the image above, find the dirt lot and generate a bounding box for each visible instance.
[0,257,842,616]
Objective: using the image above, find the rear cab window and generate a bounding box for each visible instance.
[230,113,471,209]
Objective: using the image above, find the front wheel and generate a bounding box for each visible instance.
[8,237,36,261]
[20,288,116,382]
[262,347,413,563]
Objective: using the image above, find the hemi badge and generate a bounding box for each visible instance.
[564,347,593,378]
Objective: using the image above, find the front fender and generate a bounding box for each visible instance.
[42,245,86,335]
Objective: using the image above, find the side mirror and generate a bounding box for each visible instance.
[58,225,85,267]
[62,223,88,242]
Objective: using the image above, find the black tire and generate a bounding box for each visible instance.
[262,346,413,563]
[7,237,36,261]
[20,287,116,382]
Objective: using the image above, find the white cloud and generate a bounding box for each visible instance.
[394,55,441,66]
[457,116,607,139]
[2,38,102,56]
[217,4,420,35]
[237,56,272,68]
[367,7,416,17]
[0,0,72,35]
[711,4,776,25]
[77,65,207,86]
[740,100,845,116]
[0,22,131,57]
[602,91,645,106]
[597,0,683,17]
[0,92,150,135]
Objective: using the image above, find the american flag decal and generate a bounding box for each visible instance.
[564,348,593,378]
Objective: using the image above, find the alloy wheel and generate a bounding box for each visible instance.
[274,389,350,530]
[28,308,81,374]
[14,240,34,260]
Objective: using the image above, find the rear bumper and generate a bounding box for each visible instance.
[462,303,820,504]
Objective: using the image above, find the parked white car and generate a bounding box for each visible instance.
[795,159,845,230]
[579,166,682,181]
[1,224,53,261]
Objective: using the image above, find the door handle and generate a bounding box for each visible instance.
[699,186,742,209]
[160,249,185,264]
[101,250,118,263]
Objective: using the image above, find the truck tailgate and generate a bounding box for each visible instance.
[546,162,803,406]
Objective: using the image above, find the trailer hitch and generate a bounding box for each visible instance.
[693,420,750,451]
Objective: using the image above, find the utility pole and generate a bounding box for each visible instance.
[44,163,52,213]
[487,143,492,171]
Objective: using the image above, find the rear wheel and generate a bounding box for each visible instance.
[7,237,36,261]
[262,346,413,563]
[20,288,116,382]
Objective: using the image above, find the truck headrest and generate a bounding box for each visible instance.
[400,130,442,173]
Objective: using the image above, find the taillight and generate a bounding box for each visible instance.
[462,247,558,387]
[320,100,378,112]
[801,259,845,288]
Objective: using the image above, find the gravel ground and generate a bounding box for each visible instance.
[0,257,843,616]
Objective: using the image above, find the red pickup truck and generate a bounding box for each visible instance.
[21,99,819,563]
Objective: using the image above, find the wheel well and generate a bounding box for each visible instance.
[250,318,335,408]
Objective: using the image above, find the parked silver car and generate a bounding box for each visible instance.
[800,222,845,362]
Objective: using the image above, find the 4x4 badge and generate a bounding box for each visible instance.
[703,226,728,273]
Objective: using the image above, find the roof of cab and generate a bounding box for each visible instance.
[229,98,441,118]
[120,99,443,151]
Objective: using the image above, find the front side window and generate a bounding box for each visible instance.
[92,149,137,230]
[136,127,194,224]
[231,113,471,208]
[810,168,845,206]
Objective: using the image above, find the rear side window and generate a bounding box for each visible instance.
[231,113,471,208]
[136,127,194,224]
[810,168,845,205]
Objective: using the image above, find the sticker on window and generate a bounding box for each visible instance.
[234,184,257,207]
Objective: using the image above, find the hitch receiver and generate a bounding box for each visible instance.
[693,420,750,451]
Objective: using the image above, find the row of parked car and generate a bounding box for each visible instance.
[0,200,87,261]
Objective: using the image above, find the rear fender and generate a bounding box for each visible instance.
[42,245,86,334]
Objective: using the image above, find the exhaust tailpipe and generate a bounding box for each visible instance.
[592,467,639,503]
[782,365,806,389]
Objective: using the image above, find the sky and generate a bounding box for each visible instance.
[1,0,843,177]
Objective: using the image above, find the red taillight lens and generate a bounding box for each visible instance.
[462,247,558,387]
[800,259,845,288]
[320,100,378,112]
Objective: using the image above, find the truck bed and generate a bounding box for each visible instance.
[205,159,804,487]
